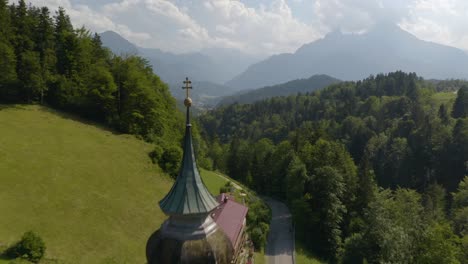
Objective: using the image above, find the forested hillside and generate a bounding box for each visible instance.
[218,74,340,106]
[200,71,468,263]
[0,0,183,147]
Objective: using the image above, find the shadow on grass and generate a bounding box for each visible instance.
[0,104,29,111]
[39,106,124,136]
[1,103,125,137]
[0,252,15,263]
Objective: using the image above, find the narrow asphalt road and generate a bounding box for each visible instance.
[264,197,294,264]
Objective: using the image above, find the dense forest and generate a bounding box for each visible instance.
[199,72,468,263]
[0,0,184,151]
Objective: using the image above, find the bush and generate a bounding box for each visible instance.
[250,227,266,250]
[219,181,232,194]
[159,146,182,178]
[247,199,271,250]
[148,145,164,164]
[6,231,46,263]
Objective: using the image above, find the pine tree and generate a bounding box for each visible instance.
[452,86,468,118]
[438,103,450,124]
[54,7,74,76]
[34,6,55,103]
[18,50,44,102]
[12,0,34,55]
[0,0,12,43]
[0,41,17,101]
[285,154,308,203]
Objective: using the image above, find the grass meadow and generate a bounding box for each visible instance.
[0,105,179,263]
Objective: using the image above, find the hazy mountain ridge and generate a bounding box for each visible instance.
[218,74,341,106]
[99,31,139,55]
[226,23,468,90]
[100,31,262,86]
[100,31,261,108]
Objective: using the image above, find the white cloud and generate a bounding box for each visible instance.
[310,0,468,51]
[312,0,413,32]
[13,0,151,44]
[10,0,468,54]
[98,0,321,54]
[196,0,321,54]
[400,0,468,50]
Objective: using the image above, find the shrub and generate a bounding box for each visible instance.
[250,227,267,250]
[159,146,182,178]
[219,181,232,194]
[6,231,46,263]
[148,145,164,164]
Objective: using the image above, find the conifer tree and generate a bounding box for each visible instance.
[452,86,468,118]
[0,0,12,43]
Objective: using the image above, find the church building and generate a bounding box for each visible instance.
[146,78,248,264]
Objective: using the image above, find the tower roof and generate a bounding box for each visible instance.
[159,78,219,216]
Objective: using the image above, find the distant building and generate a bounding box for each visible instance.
[146,78,247,264]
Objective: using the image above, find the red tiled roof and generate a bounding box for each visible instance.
[212,194,249,249]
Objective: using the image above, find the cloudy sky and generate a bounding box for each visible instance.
[13,0,468,55]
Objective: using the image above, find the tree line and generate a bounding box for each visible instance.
[199,71,468,263]
[0,0,183,149]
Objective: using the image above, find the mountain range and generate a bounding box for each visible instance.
[100,31,260,107]
[226,23,468,90]
[101,25,468,108]
[100,31,262,85]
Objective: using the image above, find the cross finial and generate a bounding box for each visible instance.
[182,77,192,98]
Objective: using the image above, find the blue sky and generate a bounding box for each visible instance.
[13,0,468,55]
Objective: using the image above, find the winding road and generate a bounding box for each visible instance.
[264,198,294,264]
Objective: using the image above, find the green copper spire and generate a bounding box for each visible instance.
[159,78,219,215]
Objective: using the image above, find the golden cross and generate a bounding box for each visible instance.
[182,77,192,98]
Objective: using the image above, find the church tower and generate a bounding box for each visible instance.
[146,78,234,264]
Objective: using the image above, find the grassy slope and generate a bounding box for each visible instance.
[431,91,457,105]
[199,169,228,196]
[0,105,175,264]
[0,105,319,264]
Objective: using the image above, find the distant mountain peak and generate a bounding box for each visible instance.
[100,30,121,37]
[226,24,468,89]
[99,31,138,55]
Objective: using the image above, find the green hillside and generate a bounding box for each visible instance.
[0,105,218,263]
[218,74,340,106]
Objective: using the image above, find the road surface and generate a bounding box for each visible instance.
[264,198,294,264]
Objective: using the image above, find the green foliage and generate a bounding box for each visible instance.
[309,166,346,261]
[452,86,468,118]
[285,155,307,203]
[452,176,468,236]
[246,200,271,250]
[199,71,468,262]
[342,189,422,263]
[159,146,182,178]
[200,71,464,190]
[0,41,17,100]
[422,184,447,222]
[0,1,183,147]
[6,231,46,263]
[416,222,461,264]
[250,228,266,251]
[219,181,232,194]
[461,235,468,264]
[149,145,164,164]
